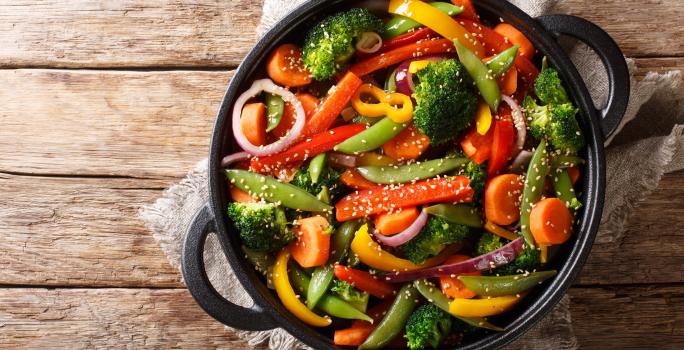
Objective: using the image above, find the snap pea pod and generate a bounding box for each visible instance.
[385,2,464,38]
[359,284,420,350]
[552,169,582,212]
[458,270,558,297]
[265,93,284,132]
[353,115,382,125]
[356,157,469,184]
[424,203,483,228]
[335,117,406,154]
[307,221,360,309]
[308,153,326,184]
[413,279,504,331]
[385,67,398,92]
[551,155,585,169]
[454,40,500,111]
[520,139,550,248]
[485,45,519,78]
[289,265,373,323]
[226,169,332,212]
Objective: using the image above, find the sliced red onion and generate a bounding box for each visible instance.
[509,150,533,174]
[356,32,383,54]
[381,237,525,283]
[395,55,447,95]
[232,79,305,157]
[502,94,526,157]
[221,151,251,168]
[328,152,358,168]
[373,209,428,247]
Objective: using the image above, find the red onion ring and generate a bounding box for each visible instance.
[355,32,383,54]
[509,150,533,174]
[372,209,428,247]
[327,152,358,168]
[220,151,251,168]
[501,94,526,157]
[232,79,305,157]
[381,237,525,282]
[395,55,447,95]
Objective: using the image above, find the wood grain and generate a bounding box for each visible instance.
[0,0,263,68]
[0,286,680,349]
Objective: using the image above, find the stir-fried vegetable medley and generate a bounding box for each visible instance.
[223,1,584,348]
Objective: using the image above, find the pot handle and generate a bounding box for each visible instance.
[181,203,277,331]
[536,15,629,139]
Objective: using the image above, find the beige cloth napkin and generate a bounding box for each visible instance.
[140,1,684,349]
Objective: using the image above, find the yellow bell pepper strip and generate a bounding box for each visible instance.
[484,220,518,241]
[448,294,524,317]
[350,224,454,272]
[273,248,333,327]
[351,84,414,123]
[540,244,549,264]
[357,152,396,167]
[388,0,485,58]
[475,100,493,135]
[408,60,432,74]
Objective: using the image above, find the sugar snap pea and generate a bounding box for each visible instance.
[359,284,420,349]
[458,270,557,297]
[520,139,549,248]
[424,203,483,228]
[552,169,581,212]
[308,153,326,184]
[385,67,398,92]
[335,117,407,154]
[265,93,284,132]
[356,157,469,184]
[454,39,500,111]
[486,45,519,78]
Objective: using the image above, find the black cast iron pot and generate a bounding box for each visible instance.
[181,1,629,348]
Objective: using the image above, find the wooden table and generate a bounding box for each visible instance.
[1,1,682,349]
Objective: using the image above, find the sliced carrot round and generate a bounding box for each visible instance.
[290,216,331,268]
[530,198,573,245]
[241,102,267,146]
[484,173,524,225]
[494,23,535,58]
[266,44,312,87]
[374,207,420,236]
[439,255,480,299]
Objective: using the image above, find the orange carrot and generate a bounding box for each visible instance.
[498,66,518,96]
[439,255,480,299]
[290,216,331,268]
[451,0,479,21]
[374,207,420,236]
[484,174,524,225]
[334,323,375,346]
[266,43,312,87]
[494,23,535,59]
[567,166,580,185]
[271,93,319,139]
[484,220,518,241]
[382,124,431,161]
[340,168,378,190]
[529,198,573,245]
[302,71,362,138]
[229,186,257,203]
[241,103,267,146]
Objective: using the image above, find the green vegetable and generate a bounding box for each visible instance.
[353,116,383,125]
[524,96,585,154]
[385,67,398,92]
[551,154,585,169]
[359,284,421,350]
[335,117,407,154]
[330,279,370,312]
[356,157,469,184]
[454,158,486,200]
[400,217,470,264]
[413,279,503,331]
[552,168,582,212]
[347,251,362,268]
[454,39,500,111]
[289,265,373,323]
[226,169,332,212]
[302,8,385,80]
[424,204,483,228]
[406,303,453,350]
[535,67,570,105]
[242,245,275,275]
[307,221,360,309]
[413,59,478,145]
[476,233,542,275]
[227,202,293,252]
[290,165,347,203]
[459,270,558,297]
[384,2,464,38]
[265,93,284,132]
[308,153,327,184]
[519,139,549,248]
[485,45,518,78]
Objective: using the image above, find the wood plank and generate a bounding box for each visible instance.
[0,286,680,349]
[0,0,263,68]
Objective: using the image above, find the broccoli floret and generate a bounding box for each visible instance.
[400,217,471,264]
[406,304,453,350]
[413,59,479,145]
[227,202,294,252]
[330,279,370,311]
[534,68,570,105]
[475,233,541,275]
[302,8,384,80]
[458,161,486,200]
[290,164,346,201]
[523,96,585,154]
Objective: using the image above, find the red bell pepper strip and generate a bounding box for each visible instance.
[487,119,515,177]
[451,0,479,22]
[356,27,438,59]
[335,176,474,221]
[333,300,393,346]
[461,126,495,165]
[333,264,397,299]
[349,38,455,77]
[250,124,367,172]
[301,71,363,138]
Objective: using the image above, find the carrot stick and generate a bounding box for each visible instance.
[302,71,362,138]
[484,174,524,225]
[382,124,431,161]
[266,43,312,87]
[484,220,518,241]
[529,198,573,245]
[340,168,378,190]
[494,23,536,59]
[290,216,331,268]
[229,186,257,203]
[374,207,420,236]
[439,255,480,299]
[241,103,267,146]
